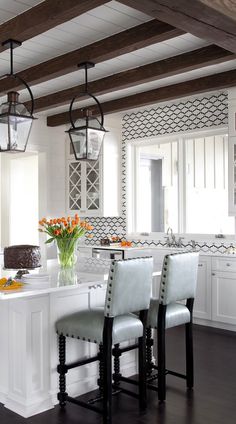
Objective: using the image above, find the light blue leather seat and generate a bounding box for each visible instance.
[57,309,143,344]
[148,300,190,329]
[56,256,153,424]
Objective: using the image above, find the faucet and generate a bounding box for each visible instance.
[165,227,175,247]
[165,228,184,247]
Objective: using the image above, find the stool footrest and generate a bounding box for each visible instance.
[151,364,186,380]
[113,343,138,355]
[66,354,100,371]
[67,396,102,414]
[166,369,187,379]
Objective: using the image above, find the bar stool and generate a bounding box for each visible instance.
[113,251,199,402]
[147,251,199,401]
[55,256,153,424]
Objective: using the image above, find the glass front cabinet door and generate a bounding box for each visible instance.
[67,158,101,216]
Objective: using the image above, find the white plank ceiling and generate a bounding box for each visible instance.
[0,0,234,117]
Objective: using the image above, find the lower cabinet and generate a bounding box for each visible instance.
[212,271,236,325]
[193,256,212,320]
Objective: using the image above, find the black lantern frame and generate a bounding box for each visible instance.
[66,62,107,161]
[0,39,36,153]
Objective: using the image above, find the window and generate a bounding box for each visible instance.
[128,130,235,236]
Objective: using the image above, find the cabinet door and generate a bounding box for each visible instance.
[193,257,211,320]
[212,271,236,325]
[67,159,101,216]
[85,159,101,215]
[67,161,84,212]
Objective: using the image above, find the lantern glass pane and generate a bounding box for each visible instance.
[9,115,33,151]
[0,120,9,150]
[70,128,87,159]
[87,128,105,160]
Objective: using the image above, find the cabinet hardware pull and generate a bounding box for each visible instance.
[212,273,215,276]
[198,264,203,267]
[226,263,231,266]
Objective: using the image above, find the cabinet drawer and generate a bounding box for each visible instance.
[212,258,236,272]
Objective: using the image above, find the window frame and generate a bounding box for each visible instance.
[126,126,236,241]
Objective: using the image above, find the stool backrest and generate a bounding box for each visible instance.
[159,252,199,305]
[104,257,153,317]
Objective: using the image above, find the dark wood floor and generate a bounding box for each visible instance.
[1,324,236,424]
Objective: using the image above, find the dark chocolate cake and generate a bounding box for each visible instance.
[4,245,41,269]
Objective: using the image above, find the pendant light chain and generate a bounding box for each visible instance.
[10,41,14,76]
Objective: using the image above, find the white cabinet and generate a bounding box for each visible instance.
[66,122,120,217]
[212,272,236,325]
[193,256,212,320]
[211,257,236,325]
[67,157,101,216]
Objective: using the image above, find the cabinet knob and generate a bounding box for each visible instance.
[198,263,203,267]
[212,272,215,276]
[226,263,231,267]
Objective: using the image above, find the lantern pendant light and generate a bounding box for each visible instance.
[0,39,36,153]
[66,62,107,161]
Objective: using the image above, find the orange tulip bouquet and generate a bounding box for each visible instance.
[38,214,93,268]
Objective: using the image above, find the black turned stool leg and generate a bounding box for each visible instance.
[139,310,148,410]
[113,344,121,388]
[146,327,154,376]
[186,298,194,389]
[103,317,113,424]
[158,305,166,402]
[97,344,104,397]
[57,335,68,407]
[138,335,147,410]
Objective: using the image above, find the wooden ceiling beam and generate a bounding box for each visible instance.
[47,68,236,126]
[0,19,184,96]
[118,0,236,54]
[0,0,109,54]
[27,44,234,112]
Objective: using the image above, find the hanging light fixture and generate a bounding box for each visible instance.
[0,39,36,153]
[66,62,107,161]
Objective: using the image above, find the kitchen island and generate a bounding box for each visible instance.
[0,258,160,418]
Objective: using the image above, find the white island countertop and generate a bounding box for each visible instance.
[0,258,161,300]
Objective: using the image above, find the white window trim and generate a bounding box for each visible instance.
[126,126,236,241]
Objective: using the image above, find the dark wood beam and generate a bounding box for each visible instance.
[47,68,236,126]
[27,44,234,112]
[118,0,236,54]
[0,19,184,96]
[0,0,109,54]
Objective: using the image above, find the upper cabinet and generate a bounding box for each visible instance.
[66,118,120,217]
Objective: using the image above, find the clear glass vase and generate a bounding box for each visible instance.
[56,238,78,269]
